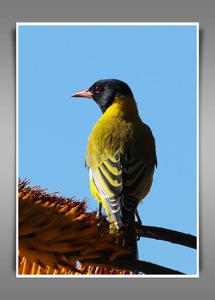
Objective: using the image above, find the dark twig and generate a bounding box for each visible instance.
[136,224,197,249]
[82,257,185,275]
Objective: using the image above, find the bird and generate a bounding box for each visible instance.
[72,79,157,259]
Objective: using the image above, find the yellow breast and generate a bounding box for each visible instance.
[86,95,141,168]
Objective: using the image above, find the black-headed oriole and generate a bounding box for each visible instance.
[72,79,157,259]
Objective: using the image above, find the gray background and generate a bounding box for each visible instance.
[1,0,214,299]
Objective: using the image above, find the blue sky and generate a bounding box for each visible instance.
[17,23,198,275]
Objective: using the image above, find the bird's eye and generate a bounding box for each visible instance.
[95,86,103,93]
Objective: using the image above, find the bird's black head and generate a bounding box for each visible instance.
[72,79,133,113]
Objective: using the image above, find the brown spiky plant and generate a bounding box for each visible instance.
[18,179,133,275]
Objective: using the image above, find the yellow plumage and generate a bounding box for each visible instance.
[72,79,157,259]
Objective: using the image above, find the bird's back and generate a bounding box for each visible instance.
[86,95,157,229]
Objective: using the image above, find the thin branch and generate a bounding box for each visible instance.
[136,224,197,249]
[81,257,185,275]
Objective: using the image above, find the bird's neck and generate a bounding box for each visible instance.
[104,95,140,120]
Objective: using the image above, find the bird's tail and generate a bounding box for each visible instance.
[122,214,138,260]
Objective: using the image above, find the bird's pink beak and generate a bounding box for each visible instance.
[71,88,93,99]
